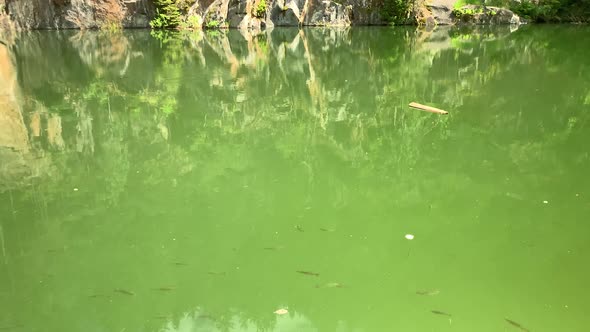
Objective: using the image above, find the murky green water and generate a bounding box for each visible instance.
[1,25,590,331]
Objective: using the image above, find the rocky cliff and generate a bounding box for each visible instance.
[0,0,520,32]
[2,0,154,29]
[0,0,385,29]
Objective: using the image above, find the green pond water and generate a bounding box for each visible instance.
[1,25,590,332]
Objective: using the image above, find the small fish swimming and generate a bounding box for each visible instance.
[263,246,285,251]
[114,289,135,296]
[320,228,335,232]
[431,310,452,317]
[296,270,320,276]
[416,289,440,296]
[207,271,226,276]
[153,287,175,291]
[315,282,343,288]
[173,262,188,266]
[505,192,525,201]
[295,225,304,232]
[505,318,530,332]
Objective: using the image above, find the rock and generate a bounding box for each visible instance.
[0,0,521,30]
[452,5,521,25]
[268,0,353,27]
[349,0,387,25]
[227,0,249,27]
[304,0,352,26]
[427,4,453,25]
[224,0,267,29]
[269,0,303,26]
[122,0,154,28]
[4,0,153,29]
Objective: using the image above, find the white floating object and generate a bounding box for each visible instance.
[274,308,288,315]
[543,200,548,204]
[73,188,79,191]
[405,234,415,240]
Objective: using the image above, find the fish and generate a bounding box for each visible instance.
[320,228,335,232]
[416,289,440,296]
[172,262,188,266]
[505,192,525,201]
[207,271,226,276]
[88,294,107,298]
[263,246,285,250]
[505,318,530,332]
[296,270,320,277]
[431,310,452,317]
[153,287,175,291]
[114,289,135,296]
[295,225,304,232]
[315,282,343,288]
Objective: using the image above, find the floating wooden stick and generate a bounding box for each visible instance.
[409,102,448,115]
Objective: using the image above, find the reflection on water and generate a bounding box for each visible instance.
[1,26,590,332]
[159,308,317,332]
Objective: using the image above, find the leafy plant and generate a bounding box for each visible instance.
[380,0,411,24]
[253,0,267,18]
[178,14,203,30]
[205,19,220,28]
[510,0,562,22]
[452,6,484,19]
[151,0,182,29]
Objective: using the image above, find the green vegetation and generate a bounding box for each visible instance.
[183,14,203,30]
[150,0,199,29]
[453,0,475,8]
[205,19,220,29]
[452,6,484,19]
[451,0,590,22]
[151,0,182,28]
[381,0,412,24]
[254,0,267,18]
[510,0,559,22]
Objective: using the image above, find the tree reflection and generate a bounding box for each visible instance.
[1,25,589,204]
[158,307,317,332]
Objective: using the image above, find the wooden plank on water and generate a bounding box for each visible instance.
[409,102,448,115]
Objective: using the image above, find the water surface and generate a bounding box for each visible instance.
[1,26,590,331]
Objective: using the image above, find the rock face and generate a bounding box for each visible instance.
[452,5,521,25]
[427,4,453,25]
[5,0,154,29]
[2,0,390,29]
[1,0,523,30]
[303,0,353,26]
[203,0,363,28]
